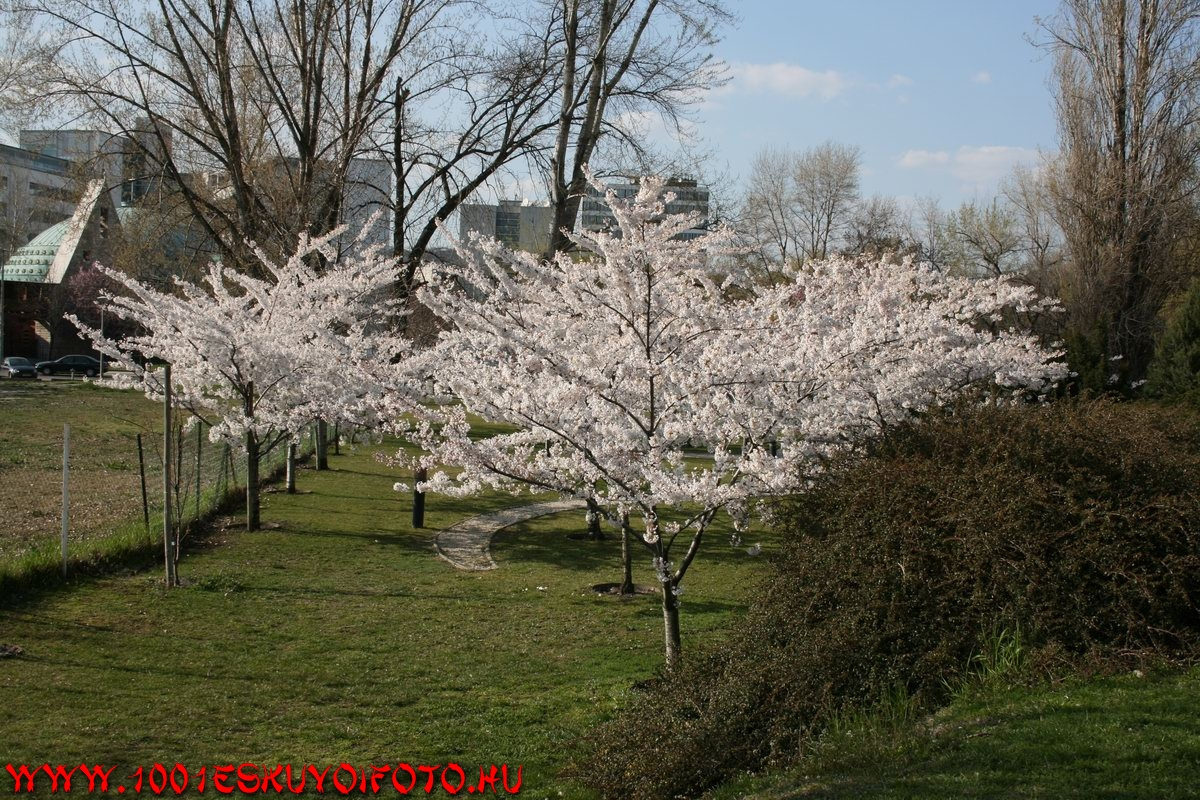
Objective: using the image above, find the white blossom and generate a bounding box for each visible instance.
[406,171,1065,665]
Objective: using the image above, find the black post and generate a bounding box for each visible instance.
[136,433,149,533]
[412,466,427,528]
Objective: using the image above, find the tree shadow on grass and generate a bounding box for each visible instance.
[277,526,437,555]
[494,529,622,573]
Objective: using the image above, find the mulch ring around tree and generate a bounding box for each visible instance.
[591,582,657,597]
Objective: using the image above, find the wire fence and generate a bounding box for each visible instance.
[1,414,336,593]
[159,419,331,537]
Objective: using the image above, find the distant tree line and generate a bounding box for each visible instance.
[736,0,1200,393]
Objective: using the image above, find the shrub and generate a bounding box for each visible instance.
[576,399,1200,800]
[1147,278,1200,403]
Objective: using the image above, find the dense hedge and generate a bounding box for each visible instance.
[577,399,1200,800]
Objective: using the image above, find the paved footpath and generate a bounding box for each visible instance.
[434,498,588,571]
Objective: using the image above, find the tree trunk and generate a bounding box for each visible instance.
[645,509,682,669]
[619,513,634,595]
[661,576,681,672]
[586,497,605,540]
[412,466,427,528]
[286,442,297,494]
[315,419,329,470]
[245,430,260,531]
[162,364,177,587]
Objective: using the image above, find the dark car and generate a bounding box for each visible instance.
[1,356,37,379]
[34,355,103,377]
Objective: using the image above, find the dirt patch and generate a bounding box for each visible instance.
[591,582,657,597]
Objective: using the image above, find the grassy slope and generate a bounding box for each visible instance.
[0,381,164,565]
[0,437,769,798]
[708,667,1200,799]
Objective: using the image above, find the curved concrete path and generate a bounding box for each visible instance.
[434,498,588,571]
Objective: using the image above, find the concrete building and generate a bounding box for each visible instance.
[0,123,393,361]
[579,177,710,240]
[343,157,392,250]
[458,199,553,254]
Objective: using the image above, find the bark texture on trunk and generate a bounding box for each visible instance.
[315,420,329,470]
[619,514,634,595]
[661,580,681,672]
[286,442,297,494]
[245,431,260,531]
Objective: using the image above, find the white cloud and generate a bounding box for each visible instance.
[971,71,992,84]
[886,73,913,89]
[732,62,848,100]
[898,145,1041,186]
[898,149,950,169]
[950,145,1038,183]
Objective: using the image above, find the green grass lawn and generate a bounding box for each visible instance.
[0,436,772,798]
[6,384,1199,799]
[706,667,1200,799]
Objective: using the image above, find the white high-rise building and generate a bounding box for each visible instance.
[579,177,710,239]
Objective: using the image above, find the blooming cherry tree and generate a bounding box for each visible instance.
[72,225,410,531]
[412,176,1065,669]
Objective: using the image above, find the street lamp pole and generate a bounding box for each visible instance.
[0,258,6,362]
[0,256,6,359]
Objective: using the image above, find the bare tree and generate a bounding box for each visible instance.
[1002,162,1065,295]
[844,194,908,257]
[794,141,861,261]
[738,146,802,274]
[942,198,1024,278]
[0,3,59,138]
[1041,0,1200,384]
[906,194,949,271]
[539,0,731,257]
[32,0,441,274]
[32,0,568,294]
[737,141,863,270]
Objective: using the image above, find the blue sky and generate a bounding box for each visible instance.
[695,0,1060,207]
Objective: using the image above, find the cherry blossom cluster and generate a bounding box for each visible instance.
[71,223,411,447]
[407,173,1066,666]
[412,175,1065,530]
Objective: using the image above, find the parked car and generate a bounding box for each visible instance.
[1,356,37,379]
[34,354,103,377]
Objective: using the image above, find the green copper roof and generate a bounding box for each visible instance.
[1,218,71,282]
[1,179,105,284]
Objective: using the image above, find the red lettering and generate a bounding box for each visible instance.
[283,765,307,794]
[78,764,118,793]
[130,766,144,793]
[416,765,439,793]
[304,765,332,793]
[212,764,236,795]
[260,764,286,793]
[475,765,500,795]
[501,765,522,793]
[368,766,392,793]
[42,764,78,792]
[236,763,260,794]
[5,764,40,793]
[391,763,417,795]
[331,764,358,795]
[169,763,189,793]
[148,763,167,794]
[440,764,466,795]
[195,765,208,793]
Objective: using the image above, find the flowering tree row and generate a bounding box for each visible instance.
[73,225,411,531]
[75,176,1064,666]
